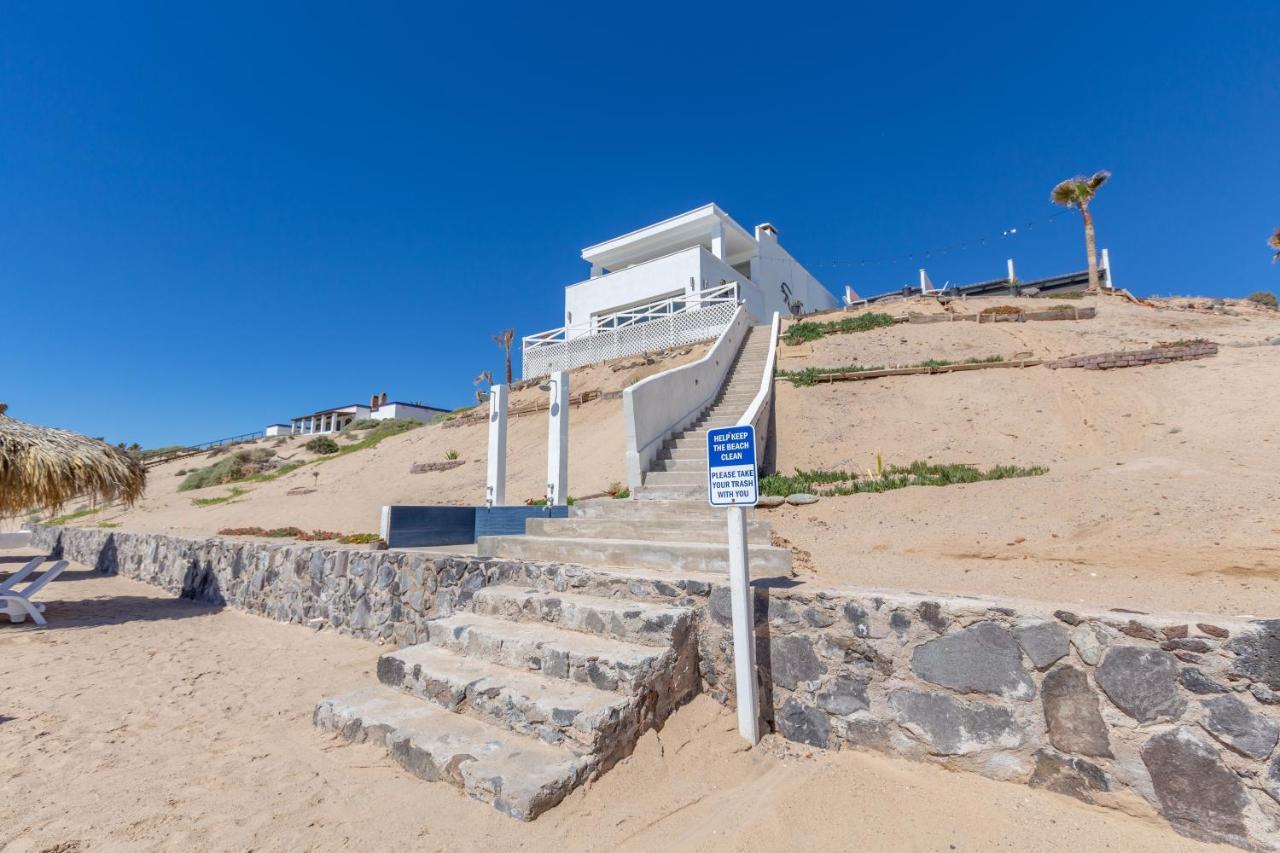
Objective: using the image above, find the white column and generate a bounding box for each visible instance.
[710,222,725,260]
[727,505,759,744]
[546,371,569,506]
[486,383,509,507]
[1007,258,1017,283]
[1100,248,1113,289]
[590,263,603,278]
[310,416,316,434]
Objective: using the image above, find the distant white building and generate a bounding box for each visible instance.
[523,204,838,376]
[268,398,448,436]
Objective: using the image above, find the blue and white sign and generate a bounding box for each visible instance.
[706,425,758,507]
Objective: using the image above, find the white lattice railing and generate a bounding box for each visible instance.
[522,283,741,378]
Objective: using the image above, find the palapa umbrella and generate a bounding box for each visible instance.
[0,403,146,516]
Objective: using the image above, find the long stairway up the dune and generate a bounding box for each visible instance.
[477,324,793,577]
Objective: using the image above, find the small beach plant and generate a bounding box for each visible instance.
[445,449,459,460]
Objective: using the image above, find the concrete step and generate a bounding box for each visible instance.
[570,499,757,522]
[656,446,708,462]
[650,458,708,473]
[314,686,589,821]
[422,611,668,694]
[377,643,636,756]
[497,559,721,604]
[641,471,705,487]
[632,484,706,501]
[478,533,793,577]
[470,584,693,646]
[527,516,771,546]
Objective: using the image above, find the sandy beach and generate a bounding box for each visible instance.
[0,551,1221,852]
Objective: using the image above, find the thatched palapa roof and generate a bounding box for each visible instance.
[0,403,146,516]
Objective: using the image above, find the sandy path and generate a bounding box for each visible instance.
[0,553,1219,852]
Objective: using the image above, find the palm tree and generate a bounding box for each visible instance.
[1051,171,1111,292]
[493,329,515,385]
[1270,228,1280,263]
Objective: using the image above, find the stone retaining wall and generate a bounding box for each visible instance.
[30,525,510,645]
[29,524,1280,848]
[1047,340,1218,370]
[698,585,1280,849]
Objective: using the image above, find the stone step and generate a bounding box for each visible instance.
[527,516,771,546]
[478,533,793,576]
[314,686,589,821]
[422,611,668,694]
[376,643,637,756]
[496,560,721,604]
[470,584,694,646]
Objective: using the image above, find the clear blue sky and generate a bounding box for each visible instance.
[4,3,1277,447]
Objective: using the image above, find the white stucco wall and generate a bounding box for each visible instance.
[750,229,839,315]
[372,403,445,424]
[264,424,292,437]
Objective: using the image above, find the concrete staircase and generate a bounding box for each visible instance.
[315,576,698,820]
[316,321,787,820]
[476,324,792,576]
[636,324,771,501]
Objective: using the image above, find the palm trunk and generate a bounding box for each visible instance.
[1082,204,1100,292]
[505,348,513,386]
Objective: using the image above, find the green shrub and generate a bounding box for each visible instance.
[783,312,895,345]
[760,461,1046,497]
[445,449,459,461]
[1247,291,1278,308]
[304,436,340,455]
[179,449,276,491]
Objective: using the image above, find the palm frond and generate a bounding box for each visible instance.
[0,405,147,516]
[1270,228,1280,262]
[1051,170,1111,207]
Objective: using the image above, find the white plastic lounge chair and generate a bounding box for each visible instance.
[0,556,44,595]
[1,560,69,626]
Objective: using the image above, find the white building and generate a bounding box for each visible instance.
[270,399,448,436]
[523,204,838,377]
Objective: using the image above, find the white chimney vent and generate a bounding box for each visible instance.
[756,222,778,239]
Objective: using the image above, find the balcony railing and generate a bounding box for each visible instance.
[522,282,741,378]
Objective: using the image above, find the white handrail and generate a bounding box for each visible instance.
[738,312,781,467]
[523,281,740,350]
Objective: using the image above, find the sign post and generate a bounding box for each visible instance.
[707,424,760,745]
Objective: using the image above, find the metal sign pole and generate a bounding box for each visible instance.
[726,503,759,744]
[706,423,760,746]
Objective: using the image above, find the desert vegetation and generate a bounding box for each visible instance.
[760,460,1047,497]
[782,312,896,345]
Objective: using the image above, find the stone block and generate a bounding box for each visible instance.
[817,675,870,716]
[1028,749,1110,803]
[1200,695,1280,760]
[777,697,831,748]
[889,688,1022,755]
[769,634,826,690]
[911,622,1035,701]
[1042,666,1112,758]
[1095,646,1185,723]
[1014,620,1069,670]
[1140,728,1250,847]
[1228,619,1280,689]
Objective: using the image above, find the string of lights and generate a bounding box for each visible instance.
[804,208,1074,270]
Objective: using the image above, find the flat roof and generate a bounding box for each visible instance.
[581,203,756,271]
